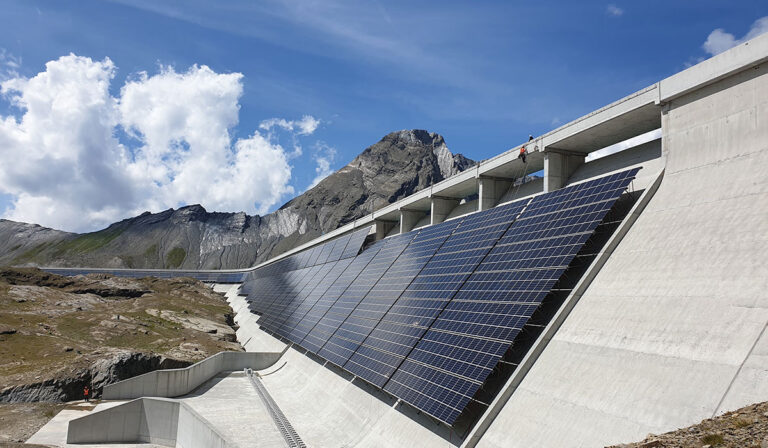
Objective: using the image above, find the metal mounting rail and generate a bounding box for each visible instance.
[245,368,306,448]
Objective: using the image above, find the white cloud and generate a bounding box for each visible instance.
[606,4,623,17]
[260,115,320,136]
[0,48,22,79]
[0,54,311,232]
[308,142,337,189]
[703,16,768,56]
[259,115,320,159]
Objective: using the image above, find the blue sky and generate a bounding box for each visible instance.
[0,0,767,232]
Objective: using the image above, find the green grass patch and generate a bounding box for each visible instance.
[701,433,724,446]
[144,244,158,257]
[166,247,186,268]
[52,228,125,255]
[732,416,753,428]
[12,243,50,264]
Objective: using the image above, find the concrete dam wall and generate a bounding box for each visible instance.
[476,46,768,448]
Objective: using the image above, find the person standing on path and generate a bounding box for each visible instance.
[83,385,89,402]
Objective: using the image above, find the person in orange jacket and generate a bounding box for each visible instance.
[518,135,534,163]
[518,145,527,163]
[83,385,90,402]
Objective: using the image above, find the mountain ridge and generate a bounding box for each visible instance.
[0,129,475,269]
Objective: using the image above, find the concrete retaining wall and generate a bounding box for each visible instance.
[67,398,234,447]
[176,402,234,448]
[103,351,282,400]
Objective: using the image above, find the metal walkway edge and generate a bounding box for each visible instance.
[246,368,307,448]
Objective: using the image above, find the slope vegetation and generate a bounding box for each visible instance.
[0,268,240,404]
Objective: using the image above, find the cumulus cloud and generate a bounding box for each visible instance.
[703,16,768,56]
[606,5,623,17]
[0,54,317,232]
[308,142,337,189]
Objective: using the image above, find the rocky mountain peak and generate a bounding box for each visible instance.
[172,204,208,223]
[0,129,475,269]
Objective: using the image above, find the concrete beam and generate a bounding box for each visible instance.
[477,177,514,211]
[543,150,585,192]
[659,31,768,102]
[431,197,460,225]
[400,209,426,233]
[374,219,397,240]
[478,177,513,211]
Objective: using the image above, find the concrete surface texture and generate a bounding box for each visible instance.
[67,398,178,446]
[257,348,461,448]
[224,284,287,353]
[474,49,768,447]
[103,350,283,400]
[65,396,237,447]
[225,284,459,446]
[33,372,284,447]
[181,372,285,448]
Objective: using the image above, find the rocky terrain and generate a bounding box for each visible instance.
[0,267,240,405]
[608,401,768,447]
[0,130,475,270]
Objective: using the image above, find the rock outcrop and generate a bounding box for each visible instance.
[0,130,475,269]
[0,351,190,402]
[0,268,240,403]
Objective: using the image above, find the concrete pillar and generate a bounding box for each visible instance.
[543,150,585,192]
[400,209,425,233]
[478,178,512,211]
[374,219,396,240]
[430,197,459,225]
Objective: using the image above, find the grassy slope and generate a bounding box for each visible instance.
[0,269,240,391]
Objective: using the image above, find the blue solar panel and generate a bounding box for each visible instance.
[257,263,328,332]
[343,201,528,388]
[341,226,372,260]
[298,240,386,352]
[333,219,462,379]
[316,232,416,367]
[269,260,354,338]
[277,257,355,342]
[383,168,639,424]
[250,263,320,317]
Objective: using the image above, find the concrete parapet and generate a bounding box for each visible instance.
[103,351,282,400]
[67,397,235,447]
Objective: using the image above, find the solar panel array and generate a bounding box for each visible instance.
[242,168,638,425]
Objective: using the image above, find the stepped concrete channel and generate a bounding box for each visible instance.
[28,33,768,447]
